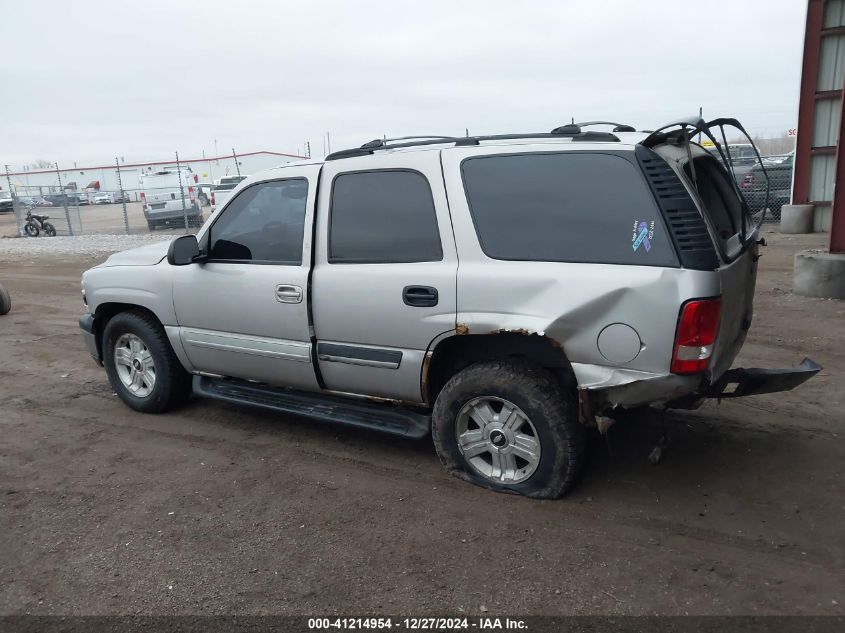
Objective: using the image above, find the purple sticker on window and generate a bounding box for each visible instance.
[632,220,655,253]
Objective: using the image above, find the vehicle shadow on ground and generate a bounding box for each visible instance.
[572,405,817,503]
[182,396,811,504]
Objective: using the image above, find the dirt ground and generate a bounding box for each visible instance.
[0,231,843,616]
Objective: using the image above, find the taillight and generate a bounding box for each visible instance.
[211,192,216,205]
[140,192,146,208]
[671,298,722,374]
[740,172,754,189]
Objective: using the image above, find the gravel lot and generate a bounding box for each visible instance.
[0,234,171,261]
[0,231,843,616]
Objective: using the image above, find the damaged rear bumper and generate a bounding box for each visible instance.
[699,357,822,399]
[576,357,822,412]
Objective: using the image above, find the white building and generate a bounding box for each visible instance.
[3,150,306,197]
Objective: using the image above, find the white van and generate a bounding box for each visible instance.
[139,168,203,230]
[211,175,249,211]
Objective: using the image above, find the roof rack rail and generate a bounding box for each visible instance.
[361,136,460,150]
[574,120,637,133]
[324,129,621,161]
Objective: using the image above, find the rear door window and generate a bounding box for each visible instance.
[329,170,443,263]
[461,153,678,266]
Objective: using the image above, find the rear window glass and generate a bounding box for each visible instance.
[461,153,678,266]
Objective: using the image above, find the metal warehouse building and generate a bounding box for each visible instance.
[3,150,306,195]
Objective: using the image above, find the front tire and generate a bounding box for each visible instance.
[432,361,585,499]
[102,310,191,413]
[43,222,56,237]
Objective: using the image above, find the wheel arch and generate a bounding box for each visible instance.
[89,302,192,373]
[423,331,578,406]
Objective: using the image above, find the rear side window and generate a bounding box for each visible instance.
[461,153,678,266]
[329,170,442,263]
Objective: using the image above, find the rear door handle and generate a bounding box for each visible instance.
[402,285,438,307]
[275,284,303,304]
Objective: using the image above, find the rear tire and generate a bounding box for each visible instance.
[0,284,10,315]
[432,361,586,499]
[102,310,192,413]
[147,220,156,231]
[24,222,39,237]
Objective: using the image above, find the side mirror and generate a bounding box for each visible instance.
[167,234,200,266]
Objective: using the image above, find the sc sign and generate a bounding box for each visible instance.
[788,128,797,136]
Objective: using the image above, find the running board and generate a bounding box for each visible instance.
[193,376,431,439]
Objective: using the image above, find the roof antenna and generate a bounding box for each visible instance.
[465,128,469,137]
[571,116,574,124]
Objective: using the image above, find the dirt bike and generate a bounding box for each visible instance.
[24,208,57,237]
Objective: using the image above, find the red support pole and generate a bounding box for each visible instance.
[793,0,824,206]
[832,102,845,249]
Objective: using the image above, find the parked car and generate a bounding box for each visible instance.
[18,197,36,207]
[741,153,794,221]
[79,118,820,499]
[138,169,203,230]
[93,193,112,205]
[61,193,87,206]
[113,191,131,203]
[0,196,13,213]
[210,175,249,211]
[44,193,72,207]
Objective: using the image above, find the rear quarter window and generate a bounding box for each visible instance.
[461,152,678,267]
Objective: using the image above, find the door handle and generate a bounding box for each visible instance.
[402,285,438,307]
[275,284,303,304]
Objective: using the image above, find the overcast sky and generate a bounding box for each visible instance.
[0,0,805,168]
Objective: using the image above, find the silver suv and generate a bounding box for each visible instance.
[79,118,820,498]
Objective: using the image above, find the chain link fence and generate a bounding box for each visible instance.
[1,157,221,239]
[1,145,794,239]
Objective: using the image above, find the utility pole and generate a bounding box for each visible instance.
[306,141,311,159]
[326,132,331,154]
[232,148,241,177]
[55,163,74,235]
[176,151,189,232]
[116,157,129,234]
[5,164,22,237]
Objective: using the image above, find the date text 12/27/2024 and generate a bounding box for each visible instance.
[307,617,528,630]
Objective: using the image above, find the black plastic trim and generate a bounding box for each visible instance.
[79,313,95,334]
[193,376,430,438]
[325,131,620,161]
[702,358,822,399]
[635,145,719,271]
[317,342,403,365]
